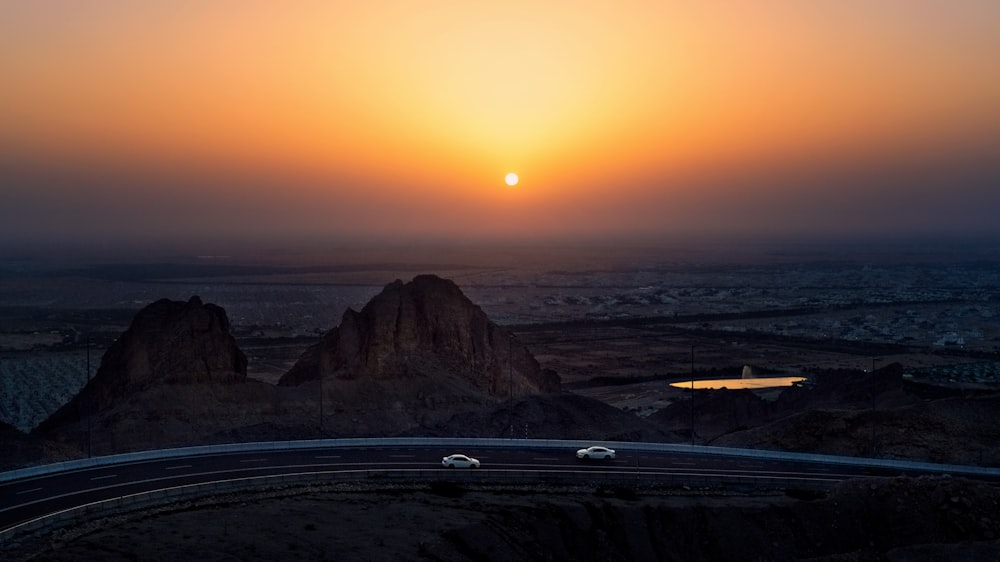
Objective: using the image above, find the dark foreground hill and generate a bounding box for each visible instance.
[9,476,999,561]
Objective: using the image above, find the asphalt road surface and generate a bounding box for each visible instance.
[2,444,943,535]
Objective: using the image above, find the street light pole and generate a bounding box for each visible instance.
[690,345,695,446]
[508,334,513,439]
[86,336,92,458]
[870,357,879,456]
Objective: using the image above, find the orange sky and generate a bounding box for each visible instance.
[2,1,999,249]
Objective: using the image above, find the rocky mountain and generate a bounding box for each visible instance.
[279,275,560,397]
[27,281,590,456]
[36,296,248,433]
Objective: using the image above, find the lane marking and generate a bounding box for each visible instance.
[315,455,341,459]
[389,454,415,458]
[91,474,117,481]
[165,465,192,470]
[239,458,268,463]
[16,487,43,495]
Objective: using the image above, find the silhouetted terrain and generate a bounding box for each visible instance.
[3,250,1000,560]
[9,477,1000,561]
[14,273,997,467]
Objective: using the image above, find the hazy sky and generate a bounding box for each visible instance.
[2,1,999,252]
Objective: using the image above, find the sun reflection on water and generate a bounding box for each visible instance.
[670,377,807,390]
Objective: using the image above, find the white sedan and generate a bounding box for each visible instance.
[441,454,480,468]
[576,446,616,460]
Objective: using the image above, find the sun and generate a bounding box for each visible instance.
[505,172,519,187]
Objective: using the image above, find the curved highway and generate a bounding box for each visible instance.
[3,441,975,538]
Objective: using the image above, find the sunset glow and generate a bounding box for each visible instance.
[1,1,998,249]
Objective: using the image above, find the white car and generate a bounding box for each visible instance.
[441,454,480,468]
[576,446,616,460]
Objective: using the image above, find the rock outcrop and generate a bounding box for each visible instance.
[279,275,560,397]
[37,296,247,431]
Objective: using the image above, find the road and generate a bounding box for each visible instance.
[1,443,933,535]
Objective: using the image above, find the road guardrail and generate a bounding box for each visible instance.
[4,437,998,484]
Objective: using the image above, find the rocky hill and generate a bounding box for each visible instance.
[647,363,1000,465]
[36,296,247,433]
[26,280,643,457]
[279,274,560,396]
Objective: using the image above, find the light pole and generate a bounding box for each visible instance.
[319,372,324,435]
[86,336,92,458]
[508,333,513,439]
[690,345,695,446]
[870,357,880,456]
